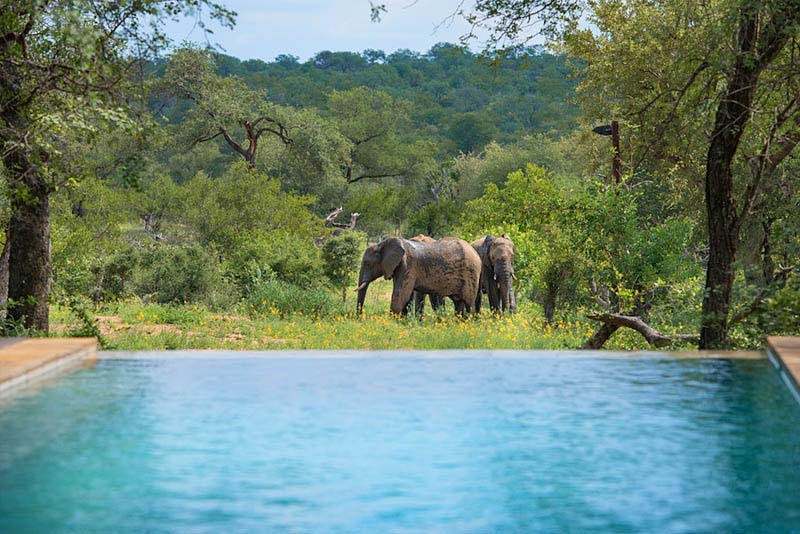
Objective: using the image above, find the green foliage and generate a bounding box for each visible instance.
[449,112,497,153]
[245,280,340,318]
[133,243,228,305]
[50,177,133,299]
[60,295,108,348]
[408,200,462,237]
[459,164,697,316]
[322,232,366,301]
[224,231,324,290]
[182,162,320,250]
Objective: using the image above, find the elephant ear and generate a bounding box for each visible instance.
[381,238,405,279]
[481,235,494,268]
[502,233,513,243]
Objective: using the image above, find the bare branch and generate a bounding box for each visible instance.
[585,313,698,348]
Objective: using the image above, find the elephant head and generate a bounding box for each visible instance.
[355,237,406,314]
[481,234,515,312]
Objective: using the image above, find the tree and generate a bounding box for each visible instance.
[0,0,234,331]
[163,48,294,167]
[561,0,800,347]
[449,112,497,153]
[698,0,800,347]
[444,0,800,347]
[322,232,365,303]
[327,87,419,184]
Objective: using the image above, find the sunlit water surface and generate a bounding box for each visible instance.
[1,354,799,533]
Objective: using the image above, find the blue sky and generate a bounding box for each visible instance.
[166,0,488,61]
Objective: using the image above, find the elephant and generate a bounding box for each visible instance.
[471,234,516,314]
[356,236,481,317]
[407,235,446,315]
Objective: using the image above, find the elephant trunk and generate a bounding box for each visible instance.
[356,267,371,315]
[495,262,514,313]
[356,284,368,315]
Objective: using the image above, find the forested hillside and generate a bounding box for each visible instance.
[142,44,578,229]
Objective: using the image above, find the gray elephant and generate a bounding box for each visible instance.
[356,237,481,317]
[407,234,445,315]
[471,234,517,314]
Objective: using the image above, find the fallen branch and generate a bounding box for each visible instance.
[584,313,698,349]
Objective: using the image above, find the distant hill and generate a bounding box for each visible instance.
[153,43,578,152]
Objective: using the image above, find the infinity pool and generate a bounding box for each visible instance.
[1,353,799,533]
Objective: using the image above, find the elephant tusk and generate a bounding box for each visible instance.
[355,282,368,291]
[512,272,517,280]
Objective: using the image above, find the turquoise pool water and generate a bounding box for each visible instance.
[1,354,799,533]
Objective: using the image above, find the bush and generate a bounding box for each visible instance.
[322,232,365,302]
[245,279,339,318]
[93,247,139,301]
[224,231,325,291]
[133,243,228,304]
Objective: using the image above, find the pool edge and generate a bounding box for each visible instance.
[0,338,97,398]
[766,337,800,404]
[97,348,765,360]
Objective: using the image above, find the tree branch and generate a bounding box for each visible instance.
[346,171,405,184]
[219,128,248,158]
[585,313,698,348]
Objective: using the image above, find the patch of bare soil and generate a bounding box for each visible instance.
[224,332,245,342]
[96,315,126,336]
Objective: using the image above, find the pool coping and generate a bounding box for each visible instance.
[98,348,765,359]
[0,338,97,398]
[766,337,800,404]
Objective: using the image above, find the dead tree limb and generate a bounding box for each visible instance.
[324,207,343,227]
[324,207,360,230]
[583,313,698,349]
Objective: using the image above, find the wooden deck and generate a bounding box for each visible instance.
[766,336,800,403]
[0,338,97,397]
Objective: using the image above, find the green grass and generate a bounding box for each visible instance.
[47,287,697,351]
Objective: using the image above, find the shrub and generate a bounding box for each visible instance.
[133,243,227,304]
[322,232,365,302]
[225,231,324,291]
[245,279,339,318]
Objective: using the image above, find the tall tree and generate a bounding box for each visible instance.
[162,48,351,194]
[162,49,293,167]
[327,87,418,184]
[0,0,234,331]
[698,0,800,347]
[447,0,800,347]
[561,0,800,347]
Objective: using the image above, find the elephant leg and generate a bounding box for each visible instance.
[404,294,414,315]
[430,294,443,312]
[475,288,482,313]
[414,291,426,316]
[390,279,415,315]
[487,279,500,312]
[509,288,517,313]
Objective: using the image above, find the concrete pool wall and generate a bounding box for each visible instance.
[0,338,97,398]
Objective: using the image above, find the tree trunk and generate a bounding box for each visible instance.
[543,280,558,325]
[0,225,10,318]
[7,184,51,331]
[699,13,759,349]
[698,1,798,348]
[761,217,776,286]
